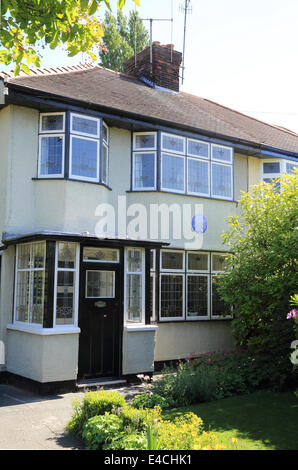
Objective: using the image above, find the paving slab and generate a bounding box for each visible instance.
[0,383,145,450]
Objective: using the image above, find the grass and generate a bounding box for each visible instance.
[163,390,298,450]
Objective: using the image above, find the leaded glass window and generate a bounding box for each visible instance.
[55,242,78,326]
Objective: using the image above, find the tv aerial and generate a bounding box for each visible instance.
[179,0,192,84]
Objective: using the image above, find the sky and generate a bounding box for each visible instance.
[3,0,298,133]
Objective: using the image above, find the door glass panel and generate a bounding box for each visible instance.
[83,247,119,262]
[86,270,115,298]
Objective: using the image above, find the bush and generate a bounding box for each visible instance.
[66,390,126,436]
[132,392,171,410]
[82,413,122,450]
[216,171,298,388]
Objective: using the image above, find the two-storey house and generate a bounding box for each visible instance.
[0,42,297,393]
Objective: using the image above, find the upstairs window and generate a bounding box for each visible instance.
[38,112,109,185]
[261,158,297,190]
[132,131,234,200]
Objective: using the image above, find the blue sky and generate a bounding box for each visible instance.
[3,0,298,132]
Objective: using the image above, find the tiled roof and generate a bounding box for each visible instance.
[2,64,298,154]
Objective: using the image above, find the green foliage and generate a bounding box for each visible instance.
[0,0,140,73]
[66,390,125,436]
[132,392,171,410]
[216,171,298,386]
[99,10,149,71]
[82,412,122,450]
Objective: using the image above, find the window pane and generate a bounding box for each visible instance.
[126,273,142,322]
[161,251,184,270]
[71,137,98,179]
[211,163,232,198]
[86,271,115,298]
[134,133,156,149]
[187,159,209,194]
[102,123,109,143]
[56,271,75,325]
[162,154,185,191]
[58,242,76,269]
[83,247,119,262]
[102,143,108,184]
[17,244,31,269]
[188,252,208,271]
[263,162,280,174]
[162,134,185,154]
[30,270,44,324]
[134,153,155,188]
[150,274,156,320]
[212,254,227,272]
[212,276,231,317]
[212,145,232,163]
[263,178,281,191]
[187,139,209,158]
[15,271,30,322]
[41,114,64,132]
[71,115,99,136]
[32,242,46,269]
[286,162,298,174]
[127,249,142,272]
[187,275,208,317]
[160,274,184,318]
[40,136,63,176]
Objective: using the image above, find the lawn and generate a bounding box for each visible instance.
[164,390,298,450]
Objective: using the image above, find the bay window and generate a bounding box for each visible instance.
[261,158,298,187]
[159,249,231,321]
[132,131,234,200]
[38,112,109,185]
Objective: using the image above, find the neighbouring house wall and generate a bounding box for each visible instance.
[0,107,10,237]
[248,156,261,188]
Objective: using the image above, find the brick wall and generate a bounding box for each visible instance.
[123,42,182,92]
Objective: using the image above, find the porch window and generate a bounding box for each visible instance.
[125,248,145,323]
[54,242,79,326]
[14,242,46,325]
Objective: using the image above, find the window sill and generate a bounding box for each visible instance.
[32,178,112,191]
[126,190,238,203]
[124,325,159,332]
[7,324,81,335]
[156,317,232,323]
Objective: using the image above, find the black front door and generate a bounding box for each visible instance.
[78,257,122,378]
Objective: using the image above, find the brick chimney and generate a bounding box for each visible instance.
[123,42,182,92]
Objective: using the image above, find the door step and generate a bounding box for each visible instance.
[76,377,127,391]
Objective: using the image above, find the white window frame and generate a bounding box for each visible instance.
[102,121,109,145]
[187,138,210,159]
[38,134,65,179]
[133,132,157,151]
[211,161,233,200]
[69,134,100,182]
[187,251,210,273]
[85,270,115,299]
[39,112,65,134]
[161,132,186,155]
[159,272,185,322]
[101,140,109,185]
[186,273,210,321]
[70,112,100,138]
[132,151,157,191]
[211,143,233,164]
[160,249,185,272]
[187,157,210,197]
[124,248,146,325]
[53,242,80,328]
[161,152,186,194]
[13,242,46,327]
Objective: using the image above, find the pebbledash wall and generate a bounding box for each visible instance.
[0,104,259,383]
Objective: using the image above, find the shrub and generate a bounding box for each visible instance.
[132,392,171,410]
[66,390,126,436]
[82,412,122,450]
[216,171,298,388]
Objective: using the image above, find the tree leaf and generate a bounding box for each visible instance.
[89,0,98,16]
